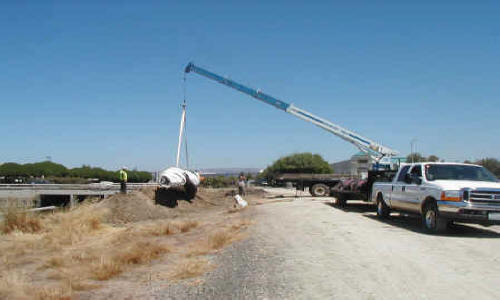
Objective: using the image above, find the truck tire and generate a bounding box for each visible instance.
[311,183,329,197]
[376,194,390,218]
[422,201,447,234]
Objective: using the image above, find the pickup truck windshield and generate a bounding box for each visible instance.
[425,164,498,182]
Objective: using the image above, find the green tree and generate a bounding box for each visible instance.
[427,155,440,162]
[406,153,427,163]
[475,158,500,177]
[261,153,333,179]
[0,161,152,183]
[0,163,26,176]
[406,153,440,163]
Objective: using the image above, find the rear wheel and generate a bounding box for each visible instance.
[376,194,390,218]
[422,201,447,233]
[311,183,329,197]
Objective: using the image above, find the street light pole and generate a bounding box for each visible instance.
[410,138,418,164]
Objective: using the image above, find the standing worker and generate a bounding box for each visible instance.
[119,167,128,194]
[237,172,246,196]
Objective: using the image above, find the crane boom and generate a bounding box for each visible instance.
[184,62,398,161]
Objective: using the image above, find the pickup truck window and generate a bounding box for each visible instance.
[410,165,422,177]
[396,166,411,182]
[425,164,498,182]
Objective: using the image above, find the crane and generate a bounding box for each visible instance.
[184,62,399,168]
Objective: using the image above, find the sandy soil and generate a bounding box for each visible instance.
[156,187,500,299]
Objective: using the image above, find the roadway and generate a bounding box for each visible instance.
[158,188,500,299]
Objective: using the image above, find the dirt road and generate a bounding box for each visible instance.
[159,188,500,299]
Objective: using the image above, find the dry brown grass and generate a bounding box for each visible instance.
[1,204,42,234]
[178,220,199,233]
[208,230,233,250]
[68,278,100,292]
[144,219,198,236]
[38,204,109,249]
[115,241,170,265]
[185,219,252,258]
[34,286,72,300]
[170,258,212,280]
[0,189,256,298]
[42,256,65,269]
[89,240,170,281]
[0,272,31,299]
[145,221,179,236]
[91,258,124,281]
[0,272,72,300]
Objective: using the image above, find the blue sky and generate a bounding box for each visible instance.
[1,0,499,171]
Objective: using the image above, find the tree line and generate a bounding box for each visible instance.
[407,153,500,177]
[0,161,152,183]
[258,152,500,180]
[259,153,333,180]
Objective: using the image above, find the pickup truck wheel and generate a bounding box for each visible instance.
[422,202,447,233]
[376,195,390,218]
[311,183,329,197]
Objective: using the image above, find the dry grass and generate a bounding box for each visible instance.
[42,256,65,269]
[208,230,233,250]
[1,204,42,234]
[39,204,109,249]
[68,278,100,291]
[0,272,72,300]
[91,258,124,281]
[170,258,212,280]
[34,286,72,300]
[146,221,179,236]
[115,241,170,265]
[178,220,199,233]
[89,240,170,281]
[0,272,31,299]
[0,189,256,298]
[185,219,252,258]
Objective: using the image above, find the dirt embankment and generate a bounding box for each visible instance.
[0,187,262,299]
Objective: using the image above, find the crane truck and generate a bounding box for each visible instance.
[184,63,500,233]
[184,62,400,204]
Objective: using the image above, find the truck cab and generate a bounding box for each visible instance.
[372,162,500,233]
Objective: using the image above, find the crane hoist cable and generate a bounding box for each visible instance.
[176,74,190,169]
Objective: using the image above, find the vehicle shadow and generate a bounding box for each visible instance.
[364,214,500,238]
[323,202,500,238]
[323,201,375,214]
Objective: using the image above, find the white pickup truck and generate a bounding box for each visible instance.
[372,162,500,233]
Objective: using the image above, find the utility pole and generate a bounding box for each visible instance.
[410,138,418,164]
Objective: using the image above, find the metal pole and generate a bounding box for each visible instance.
[410,138,417,163]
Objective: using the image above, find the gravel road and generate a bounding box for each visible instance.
[157,188,500,299]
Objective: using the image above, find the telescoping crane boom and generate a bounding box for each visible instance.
[184,63,399,165]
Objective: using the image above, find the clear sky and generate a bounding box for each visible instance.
[1,0,499,171]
